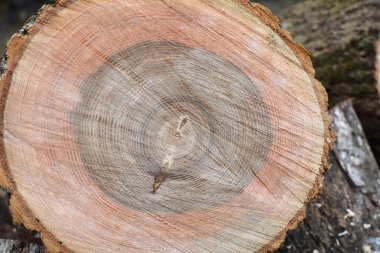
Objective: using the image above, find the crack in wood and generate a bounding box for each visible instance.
[175,116,189,140]
[152,161,170,193]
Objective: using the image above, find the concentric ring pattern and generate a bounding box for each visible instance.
[2,1,326,252]
[71,41,272,213]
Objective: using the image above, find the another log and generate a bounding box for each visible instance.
[280,0,380,164]
[276,100,380,253]
[0,1,333,252]
[0,188,42,246]
[0,239,44,253]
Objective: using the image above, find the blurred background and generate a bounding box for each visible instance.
[0,0,51,53]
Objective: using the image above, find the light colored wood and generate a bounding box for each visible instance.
[0,0,333,252]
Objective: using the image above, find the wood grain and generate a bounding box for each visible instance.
[0,0,333,252]
[70,41,272,212]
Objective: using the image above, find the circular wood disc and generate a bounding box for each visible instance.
[0,1,332,252]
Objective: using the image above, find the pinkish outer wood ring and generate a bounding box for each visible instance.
[0,1,334,252]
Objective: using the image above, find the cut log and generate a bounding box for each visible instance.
[275,100,380,253]
[280,0,380,165]
[0,1,333,252]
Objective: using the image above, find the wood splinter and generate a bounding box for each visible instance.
[152,161,170,193]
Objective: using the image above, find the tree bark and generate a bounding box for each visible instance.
[376,39,380,97]
[280,0,380,165]
[275,100,380,253]
[0,239,44,253]
[0,1,332,252]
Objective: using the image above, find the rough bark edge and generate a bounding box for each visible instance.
[376,36,380,96]
[0,1,334,253]
[234,2,335,252]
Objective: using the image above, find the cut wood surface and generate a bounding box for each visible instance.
[275,100,380,253]
[280,0,380,165]
[0,1,332,252]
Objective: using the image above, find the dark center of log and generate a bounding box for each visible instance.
[70,41,272,213]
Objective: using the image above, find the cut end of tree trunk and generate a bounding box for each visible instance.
[0,1,333,252]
